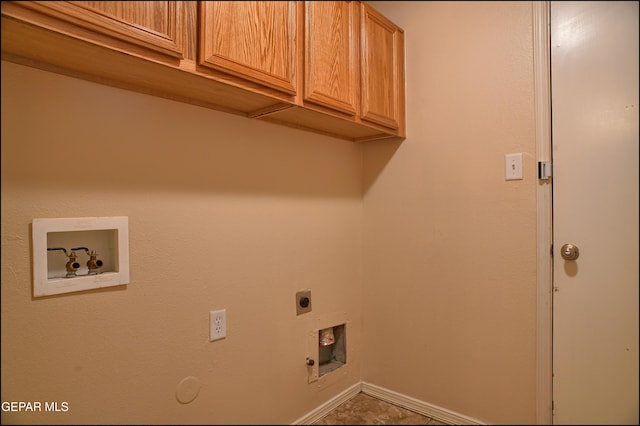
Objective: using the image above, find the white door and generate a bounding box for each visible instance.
[551,2,639,424]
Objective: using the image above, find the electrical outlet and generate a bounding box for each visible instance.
[296,290,312,315]
[209,309,226,341]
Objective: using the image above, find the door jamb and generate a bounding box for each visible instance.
[533,1,553,424]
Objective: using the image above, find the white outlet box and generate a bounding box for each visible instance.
[209,309,226,341]
[32,216,129,297]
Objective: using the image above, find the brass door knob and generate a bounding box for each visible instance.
[560,244,579,261]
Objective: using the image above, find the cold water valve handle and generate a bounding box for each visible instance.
[86,250,104,275]
[72,247,104,275]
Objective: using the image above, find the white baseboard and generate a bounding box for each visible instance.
[292,381,485,425]
[361,382,486,425]
[292,382,361,425]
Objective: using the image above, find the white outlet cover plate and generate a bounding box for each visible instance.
[210,309,226,341]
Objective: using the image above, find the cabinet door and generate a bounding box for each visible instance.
[5,1,185,58]
[360,2,404,130]
[304,1,358,115]
[199,1,298,95]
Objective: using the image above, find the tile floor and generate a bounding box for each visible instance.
[313,393,448,425]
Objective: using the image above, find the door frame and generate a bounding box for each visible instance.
[533,1,553,424]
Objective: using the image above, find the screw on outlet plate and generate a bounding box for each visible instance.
[296,290,311,315]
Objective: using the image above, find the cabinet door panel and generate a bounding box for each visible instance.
[360,3,403,130]
[9,1,185,58]
[304,1,358,115]
[199,1,297,95]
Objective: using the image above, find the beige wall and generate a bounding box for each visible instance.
[362,2,537,424]
[1,61,363,424]
[1,1,539,424]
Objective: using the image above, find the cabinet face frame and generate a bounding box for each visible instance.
[2,1,406,142]
[303,1,359,116]
[360,2,404,131]
[4,1,186,59]
[198,1,298,96]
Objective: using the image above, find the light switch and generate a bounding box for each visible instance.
[505,153,523,180]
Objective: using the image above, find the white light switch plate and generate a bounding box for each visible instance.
[505,153,523,180]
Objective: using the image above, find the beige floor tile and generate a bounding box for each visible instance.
[314,393,433,425]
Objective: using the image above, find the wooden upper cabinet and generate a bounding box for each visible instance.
[303,1,358,116]
[2,1,405,141]
[360,2,405,131]
[199,1,298,96]
[4,1,186,59]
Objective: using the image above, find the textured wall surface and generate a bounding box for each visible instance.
[2,1,540,424]
[1,60,363,424]
[362,2,538,424]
